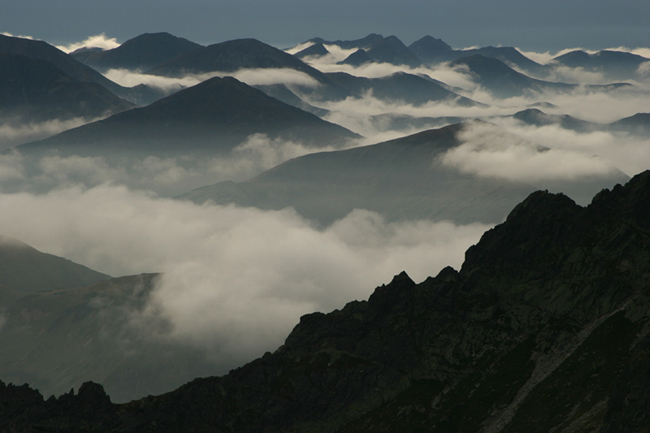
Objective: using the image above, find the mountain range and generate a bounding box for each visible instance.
[0,54,133,126]
[551,50,650,80]
[511,109,650,137]
[3,168,650,431]
[0,34,166,106]
[294,33,649,85]
[178,122,628,226]
[15,75,359,159]
[70,32,203,72]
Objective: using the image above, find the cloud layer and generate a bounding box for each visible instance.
[441,122,619,182]
[0,184,489,366]
[1,134,358,196]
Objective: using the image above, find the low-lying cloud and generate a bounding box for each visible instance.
[0,184,490,366]
[441,122,620,182]
[2,134,357,196]
[105,68,321,92]
[0,117,98,149]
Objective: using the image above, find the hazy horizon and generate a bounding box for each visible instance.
[2,0,649,52]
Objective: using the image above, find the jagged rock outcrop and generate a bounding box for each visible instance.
[3,171,650,431]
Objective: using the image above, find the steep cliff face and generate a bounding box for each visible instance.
[3,172,650,432]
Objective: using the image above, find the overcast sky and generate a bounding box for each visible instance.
[2,0,648,51]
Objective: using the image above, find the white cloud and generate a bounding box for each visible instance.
[490,118,650,178]
[284,41,316,55]
[514,47,600,65]
[104,67,320,91]
[440,122,619,182]
[55,33,120,53]
[103,69,194,91]
[230,68,321,88]
[0,32,35,40]
[0,184,490,364]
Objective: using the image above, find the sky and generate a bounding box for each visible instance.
[1,0,648,51]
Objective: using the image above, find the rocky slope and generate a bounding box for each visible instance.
[3,169,650,432]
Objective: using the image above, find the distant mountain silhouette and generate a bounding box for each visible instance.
[179,122,628,226]
[323,71,481,106]
[551,50,650,80]
[458,46,547,76]
[148,38,328,82]
[0,234,110,293]
[16,76,359,158]
[337,49,374,66]
[365,36,422,67]
[451,55,574,98]
[296,34,422,68]
[146,38,353,102]
[511,108,600,132]
[0,54,134,124]
[511,109,650,138]
[294,42,329,59]
[305,33,385,50]
[608,113,650,136]
[0,34,167,105]
[408,35,454,63]
[71,32,203,72]
[408,36,547,76]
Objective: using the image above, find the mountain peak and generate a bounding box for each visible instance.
[366,35,422,67]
